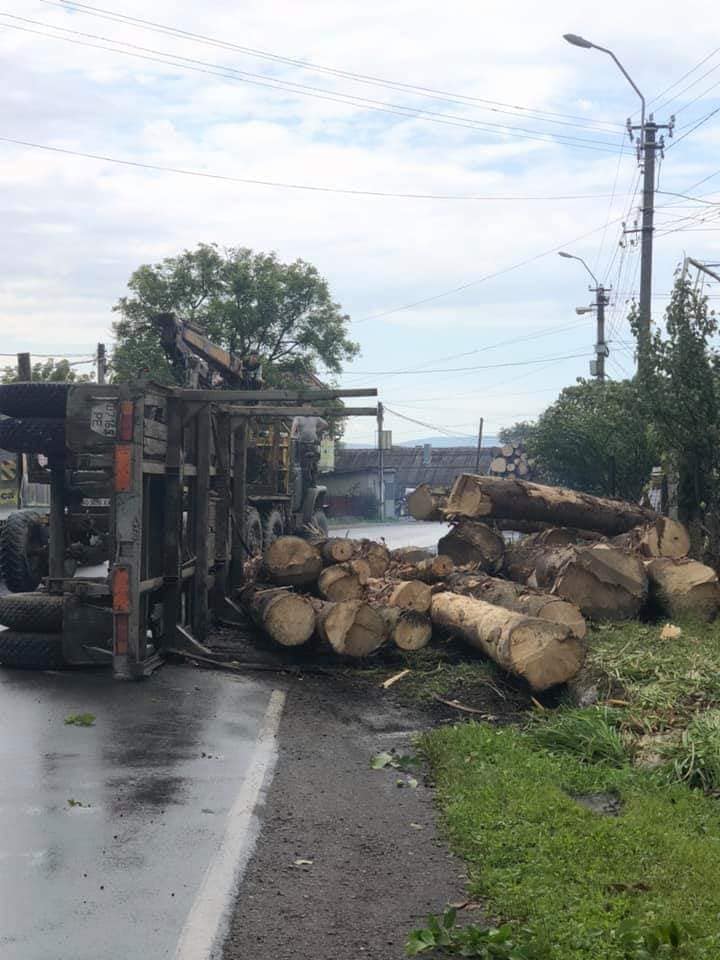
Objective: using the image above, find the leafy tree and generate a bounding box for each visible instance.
[112,243,359,385]
[509,379,660,501]
[498,421,536,445]
[1,358,92,384]
[632,277,720,527]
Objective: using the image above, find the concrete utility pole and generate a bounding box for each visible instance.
[558,252,609,382]
[564,34,674,374]
[96,342,106,384]
[377,401,384,521]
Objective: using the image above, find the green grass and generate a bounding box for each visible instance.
[421,721,720,959]
[64,712,96,727]
[529,707,628,767]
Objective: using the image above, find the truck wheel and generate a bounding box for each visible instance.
[262,508,284,548]
[0,417,66,456]
[0,511,49,592]
[0,631,65,669]
[0,382,71,419]
[0,593,63,632]
[311,509,329,537]
[245,507,263,557]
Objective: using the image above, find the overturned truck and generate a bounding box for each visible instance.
[0,378,376,676]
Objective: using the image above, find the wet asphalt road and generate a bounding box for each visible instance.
[328,520,450,551]
[0,665,274,960]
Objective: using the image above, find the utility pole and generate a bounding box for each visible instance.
[595,285,609,383]
[377,401,384,521]
[16,352,31,382]
[474,417,484,473]
[96,342,106,384]
[564,35,674,374]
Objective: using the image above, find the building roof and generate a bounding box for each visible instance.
[334,445,497,489]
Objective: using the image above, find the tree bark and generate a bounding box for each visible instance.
[446,474,657,536]
[492,518,603,539]
[446,571,586,639]
[438,521,505,573]
[645,557,720,621]
[263,536,323,587]
[317,564,364,601]
[612,518,690,559]
[390,546,435,564]
[314,599,386,657]
[532,543,648,622]
[240,584,316,647]
[407,484,448,522]
[378,607,432,651]
[430,592,583,691]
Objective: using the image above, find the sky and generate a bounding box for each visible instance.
[3,1,720,445]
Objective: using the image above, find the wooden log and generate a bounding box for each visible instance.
[312,537,360,565]
[359,540,391,577]
[612,518,690,559]
[378,607,432,651]
[407,484,448,522]
[533,544,648,622]
[645,558,720,621]
[490,456,507,473]
[390,546,434,564]
[314,599,386,657]
[240,584,316,647]
[393,554,455,583]
[317,564,364,601]
[263,536,322,587]
[430,592,583,691]
[446,571,586,639]
[388,580,432,613]
[438,520,504,573]
[446,474,657,536]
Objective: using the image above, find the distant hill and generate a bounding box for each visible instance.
[343,435,500,450]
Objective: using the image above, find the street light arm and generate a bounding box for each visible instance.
[558,250,599,287]
[589,43,646,129]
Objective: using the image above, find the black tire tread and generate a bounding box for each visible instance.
[0,511,47,592]
[0,382,71,419]
[0,593,63,632]
[245,506,263,557]
[262,508,284,548]
[0,417,66,456]
[0,631,64,669]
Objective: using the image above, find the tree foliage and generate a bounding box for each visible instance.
[111,243,359,385]
[505,379,660,501]
[1,358,91,384]
[632,277,720,525]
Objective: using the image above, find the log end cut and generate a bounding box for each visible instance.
[263,593,317,646]
[507,618,585,691]
[264,536,322,586]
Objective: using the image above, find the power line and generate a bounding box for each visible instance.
[648,46,720,111]
[2,16,623,153]
[668,104,720,149]
[333,351,594,376]
[37,0,624,134]
[382,406,457,437]
[0,135,622,202]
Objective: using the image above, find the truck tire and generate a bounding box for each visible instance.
[0,631,65,669]
[0,417,66,456]
[0,382,71,419]
[245,506,263,557]
[311,509,329,537]
[262,508,284,548]
[0,511,49,592]
[0,593,63,632]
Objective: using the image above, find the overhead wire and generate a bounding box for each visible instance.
[0,16,623,153]
[36,0,624,134]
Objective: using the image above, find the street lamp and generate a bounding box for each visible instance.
[558,250,599,288]
[559,251,608,381]
[562,34,645,128]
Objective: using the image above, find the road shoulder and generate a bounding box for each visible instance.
[222,674,465,960]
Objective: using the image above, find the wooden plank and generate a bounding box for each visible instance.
[217,405,378,417]
[161,397,183,648]
[143,418,168,441]
[172,387,377,402]
[212,412,231,612]
[229,422,248,588]
[191,404,211,641]
[48,467,66,579]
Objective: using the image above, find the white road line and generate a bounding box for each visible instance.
[174,688,286,960]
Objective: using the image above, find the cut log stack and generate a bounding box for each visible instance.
[488,442,534,480]
[408,473,720,627]
[236,473,719,694]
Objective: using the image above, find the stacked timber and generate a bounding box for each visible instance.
[488,442,534,479]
